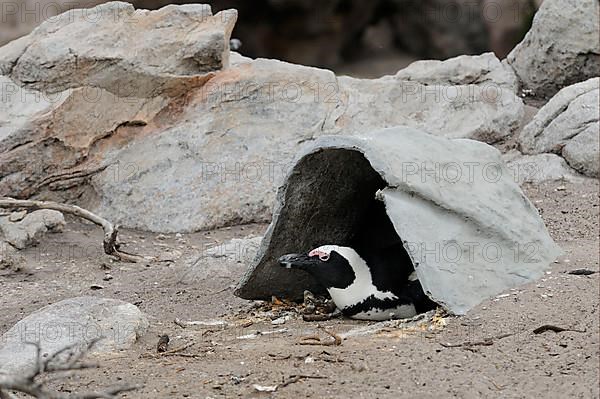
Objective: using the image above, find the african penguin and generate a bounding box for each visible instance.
[279,245,436,321]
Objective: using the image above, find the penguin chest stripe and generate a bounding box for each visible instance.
[341,295,416,319]
[328,283,396,309]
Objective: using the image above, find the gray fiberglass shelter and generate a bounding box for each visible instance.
[235,127,562,314]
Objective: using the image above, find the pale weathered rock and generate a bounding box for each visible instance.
[2,1,237,96]
[338,75,523,142]
[562,125,600,178]
[8,210,27,222]
[506,0,600,99]
[0,209,65,249]
[235,127,561,314]
[502,151,585,184]
[394,52,518,92]
[179,236,263,283]
[0,3,524,233]
[519,78,599,177]
[0,240,25,271]
[89,58,523,232]
[0,296,148,374]
[0,78,169,199]
[0,75,59,144]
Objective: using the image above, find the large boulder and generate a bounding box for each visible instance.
[90,58,523,232]
[235,127,561,314]
[0,2,524,233]
[0,296,148,374]
[506,0,600,99]
[519,78,599,178]
[0,1,237,97]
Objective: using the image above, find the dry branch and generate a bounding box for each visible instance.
[140,342,196,359]
[439,332,514,348]
[532,325,586,334]
[0,197,149,263]
[279,375,327,388]
[0,338,139,398]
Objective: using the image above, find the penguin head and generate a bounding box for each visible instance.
[278,245,357,289]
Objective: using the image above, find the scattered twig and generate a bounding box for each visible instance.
[141,342,196,358]
[173,319,188,329]
[173,318,229,329]
[279,375,327,388]
[0,338,139,398]
[253,375,326,393]
[533,325,586,334]
[237,328,288,340]
[268,354,291,361]
[0,197,150,263]
[440,332,514,348]
[567,269,597,276]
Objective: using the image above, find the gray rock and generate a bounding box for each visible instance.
[502,151,585,184]
[88,58,522,232]
[394,52,518,92]
[235,126,561,315]
[0,240,24,271]
[506,0,600,99]
[562,124,600,178]
[2,2,237,96]
[519,78,599,177]
[0,209,65,249]
[0,75,58,144]
[178,236,262,283]
[0,3,524,233]
[0,82,169,199]
[0,296,148,374]
[8,210,27,222]
[338,74,523,143]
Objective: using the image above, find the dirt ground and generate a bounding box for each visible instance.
[1,179,598,399]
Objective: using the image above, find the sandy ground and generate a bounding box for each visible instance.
[0,179,598,399]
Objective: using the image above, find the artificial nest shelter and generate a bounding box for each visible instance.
[235,127,561,315]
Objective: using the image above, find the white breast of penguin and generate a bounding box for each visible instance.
[322,246,418,321]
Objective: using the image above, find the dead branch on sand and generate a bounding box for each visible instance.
[439,332,514,349]
[0,197,150,263]
[0,338,139,399]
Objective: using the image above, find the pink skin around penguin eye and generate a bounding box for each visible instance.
[309,249,330,262]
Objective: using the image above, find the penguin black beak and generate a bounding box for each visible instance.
[278,253,319,270]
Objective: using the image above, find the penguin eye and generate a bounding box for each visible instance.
[319,253,330,262]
